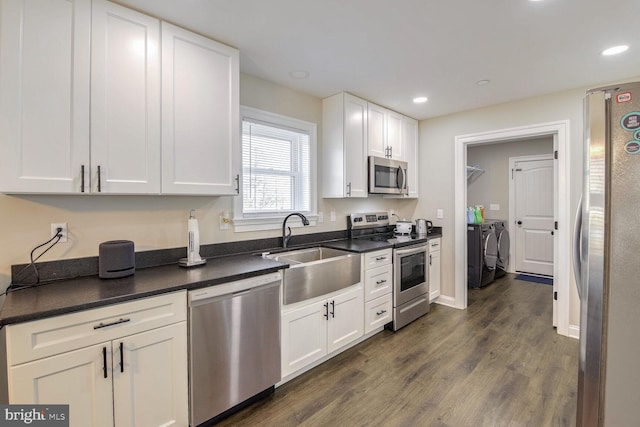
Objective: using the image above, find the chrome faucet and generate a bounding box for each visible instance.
[282,213,310,248]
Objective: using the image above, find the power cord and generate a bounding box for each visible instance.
[4,228,64,294]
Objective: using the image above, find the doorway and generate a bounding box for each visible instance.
[454,121,571,337]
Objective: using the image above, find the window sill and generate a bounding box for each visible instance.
[232,214,318,233]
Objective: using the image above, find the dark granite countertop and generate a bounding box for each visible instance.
[0,254,287,326]
[1,229,443,327]
[322,231,443,253]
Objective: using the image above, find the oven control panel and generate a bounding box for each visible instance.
[348,212,390,229]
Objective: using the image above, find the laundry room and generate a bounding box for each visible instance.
[466,136,555,288]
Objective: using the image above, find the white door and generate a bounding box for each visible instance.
[10,343,114,427]
[513,158,554,276]
[386,110,403,160]
[367,103,387,158]
[161,22,240,195]
[91,0,161,194]
[281,301,327,377]
[343,94,369,198]
[327,286,363,354]
[0,0,90,193]
[113,323,188,427]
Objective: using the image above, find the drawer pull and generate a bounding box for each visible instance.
[93,318,131,330]
[102,346,108,379]
[375,256,387,261]
[376,279,387,285]
[376,309,387,316]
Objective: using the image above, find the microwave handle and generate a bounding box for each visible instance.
[397,165,407,194]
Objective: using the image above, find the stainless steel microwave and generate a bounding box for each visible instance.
[368,156,408,195]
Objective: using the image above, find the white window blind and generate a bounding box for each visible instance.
[242,118,311,214]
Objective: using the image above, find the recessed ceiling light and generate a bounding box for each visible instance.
[288,70,310,79]
[601,45,629,56]
[413,96,428,104]
[476,79,491,86]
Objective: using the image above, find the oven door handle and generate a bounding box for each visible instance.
[395,244,428,257]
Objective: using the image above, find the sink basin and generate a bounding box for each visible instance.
[267,247,349,264]
[265,247,361,305]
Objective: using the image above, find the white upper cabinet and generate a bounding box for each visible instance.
[0,0,91,193]
[322,93,368,198]
[161,22,240,195]
[0,0,239,196]
[91,0,161,194]
[402,116,419,198]
[367,103,403,160]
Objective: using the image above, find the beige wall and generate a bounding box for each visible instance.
[467,137,553,212]
[0,73,416,295]
[416,75,640,328]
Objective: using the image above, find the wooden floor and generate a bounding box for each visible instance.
[217,274,578,426]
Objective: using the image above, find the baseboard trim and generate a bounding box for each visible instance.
[568,324,580,339]
[434,295,458,309]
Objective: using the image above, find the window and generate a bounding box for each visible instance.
[234,106,317,232]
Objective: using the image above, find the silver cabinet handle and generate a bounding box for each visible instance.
[81,165,85,193]
[235,174,240,194]
[375,256,387,261]
[376,279,387,285]
[346,182,352,196]
[376,309,387,316]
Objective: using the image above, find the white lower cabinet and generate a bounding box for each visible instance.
[363,249,393,334]
[281,284,363,378]
[3,291,188,427]
[365,294,393,333]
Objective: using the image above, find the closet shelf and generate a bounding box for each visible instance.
[467,165,485,184]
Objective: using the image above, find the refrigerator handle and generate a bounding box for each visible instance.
[572,194,583,298]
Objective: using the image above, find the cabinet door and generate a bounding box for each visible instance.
[10,343,114,427]
[402,116,419,197]
[429,249,441,301]
[327,286,363,354]
[0,0,90,193]
[113,322,188,427]
[365,293,393,334]
[161,22,240,195]
[90,0,161,194]
[367,103,387,158]
[386,110,403,160]
[281,301,327,377]
[343,94,368,198]
[364,264,393,302]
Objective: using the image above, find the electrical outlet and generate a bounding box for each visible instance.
[51,223,68,243]
[318,212,324,223]
[490,204,500,211]
[330,211,336,222]
[436,209,444,219]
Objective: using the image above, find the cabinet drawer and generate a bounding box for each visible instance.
[364,294,392,334]
[364,264,392,302]
[428,238,441,253]
[364,249,392,269]
[6,291,186,365]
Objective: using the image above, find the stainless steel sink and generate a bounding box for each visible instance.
[265,247,361,304]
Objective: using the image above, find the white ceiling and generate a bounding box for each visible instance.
[116,0,640,120]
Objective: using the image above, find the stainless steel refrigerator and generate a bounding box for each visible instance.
[574,81,640,426]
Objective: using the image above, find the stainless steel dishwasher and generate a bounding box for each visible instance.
[188,271,282,426]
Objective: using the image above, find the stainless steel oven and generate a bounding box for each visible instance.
[393,242,430,330]
[369,156,408,195]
